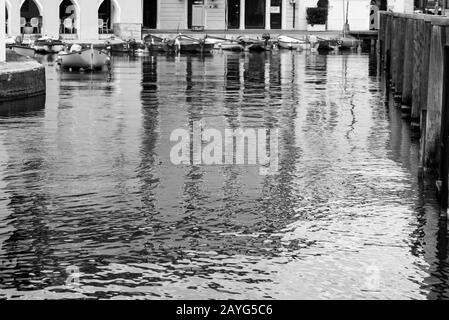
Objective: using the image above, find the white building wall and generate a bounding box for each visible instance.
[158,0,186,29]
[205,0,226,29]
[3,0,415,39]
[388,0,414,13]
[327,0,370,31]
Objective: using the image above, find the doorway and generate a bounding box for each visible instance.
[227,0,240,29]
[188,0,204,29]
[143,0,157,29]
[270,0,282,29]
[245,0,265,29]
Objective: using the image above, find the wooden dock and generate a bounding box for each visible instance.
[379,11,449,213]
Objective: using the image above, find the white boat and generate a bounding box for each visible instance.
[5,36,17,45]
[174,35,214,53]
[34,36,65,53]
[58,47,110,70]
[336,37,362,50]
[204,36,244,51]
[7,45,35,58]
[277,35,310,50]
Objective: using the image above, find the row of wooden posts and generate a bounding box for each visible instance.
[379,11,449,210]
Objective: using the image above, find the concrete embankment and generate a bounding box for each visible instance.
[0,51,46,102]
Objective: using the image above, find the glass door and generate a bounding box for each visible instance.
[245,0,265,29]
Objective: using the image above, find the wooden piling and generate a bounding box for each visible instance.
[395,17,406,96]
[402,18,415,107]
[424,21,449,168]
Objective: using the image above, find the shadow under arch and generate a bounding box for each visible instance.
[97,0,121,31]
[59,0,81,36]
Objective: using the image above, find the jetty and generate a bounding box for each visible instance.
[379,11,449,213]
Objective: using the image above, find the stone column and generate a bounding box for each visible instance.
[0,0,5,63]
[240,0,245,30]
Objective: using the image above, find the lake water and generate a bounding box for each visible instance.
[0,50,448,299]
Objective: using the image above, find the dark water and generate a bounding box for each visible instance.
[0,50,448,299]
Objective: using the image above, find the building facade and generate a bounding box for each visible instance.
[3,0,413,41]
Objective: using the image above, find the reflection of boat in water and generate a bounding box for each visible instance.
[33,37,64,53]
[57,47,111,71]
[7,45,35,58]
[57,69,111,82]
[0,94,46,117]
[205,35,244,51]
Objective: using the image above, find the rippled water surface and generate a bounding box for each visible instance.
[0,50,448,299]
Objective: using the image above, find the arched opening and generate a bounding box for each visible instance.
[98,0,120,34]
[59,0,78,34]
[20,0,42,34]
[5,5,8,34]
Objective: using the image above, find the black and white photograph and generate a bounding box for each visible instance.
[0,0,448,305]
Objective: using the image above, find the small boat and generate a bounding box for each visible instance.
[277,35,310,50]
[33,36,64,53]
[144,34,175,53]
[7,45,35,58]
[57,46,110,71]
[204,35,244,51]
[336,37,362,50]
[5,36,17,45]
[107,39,145,54]
[237,36,272,52]
[174,34,214,53]
[316,38,339,51]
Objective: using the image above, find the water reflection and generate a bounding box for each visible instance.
[0,51,448,299]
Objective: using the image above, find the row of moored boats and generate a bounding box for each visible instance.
[5,33,362,71]
[144,34,362,53]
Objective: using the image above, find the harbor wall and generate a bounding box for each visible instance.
[379,11,449,212]
[0,53,46,102]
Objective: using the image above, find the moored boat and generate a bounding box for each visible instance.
[33,37,64,53]
[277,35,309,50]
[144,34,175,53]
[7,45,35,58]
[205,35,244,51]
[336,37,362,50]
[317,38,339,51]
[174,35,214,53]
[57,46,110,70]
[237,36,271,52]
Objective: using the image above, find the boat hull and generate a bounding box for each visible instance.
[178,42,214,53]
[58,49,110,70]
[147,42,174,52]
[34,44,64,53]
[337,39,362,50]
[278,41,311,50]
[7,45,35,57]
[218,42,244,51]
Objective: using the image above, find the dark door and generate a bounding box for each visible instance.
[270,0,281,29]
[227,0,240,29]
[143,0,157,29]
[188,0,204,29]
[245,0,265,29]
